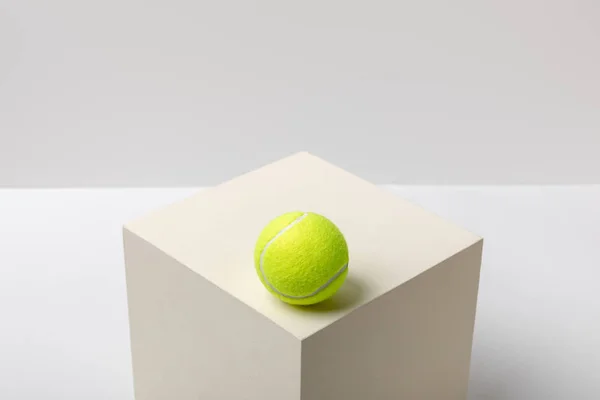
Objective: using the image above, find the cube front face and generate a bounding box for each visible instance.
[124,231,302,400]
[123,152,483,400]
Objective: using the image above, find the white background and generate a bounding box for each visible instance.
[2,0,600,186]
[1,186,599,399]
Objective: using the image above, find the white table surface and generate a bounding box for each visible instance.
[1,186,599,400]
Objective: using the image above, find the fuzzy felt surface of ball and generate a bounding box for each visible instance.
[254,211,349,305]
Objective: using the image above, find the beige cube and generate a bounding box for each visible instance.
[123,152,483,400]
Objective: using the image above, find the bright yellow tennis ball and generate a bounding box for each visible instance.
[254,211,349,305]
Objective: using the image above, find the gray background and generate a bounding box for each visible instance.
[2,3,600,398]
[2,0,600,187]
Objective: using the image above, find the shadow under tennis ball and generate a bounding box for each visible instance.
[291,274,366,313]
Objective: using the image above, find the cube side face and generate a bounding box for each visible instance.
[123,229,301,400]
[300,241,483,400]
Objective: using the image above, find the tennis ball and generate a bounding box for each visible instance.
[254,211,349,305]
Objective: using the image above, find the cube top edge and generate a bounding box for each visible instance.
[124,151,481,339]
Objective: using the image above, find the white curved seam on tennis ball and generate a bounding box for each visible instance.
[285,262,348,300]
[259,212,308,297]
[259,213,348,300]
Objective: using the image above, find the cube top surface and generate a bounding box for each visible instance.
[125,152,480,339]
